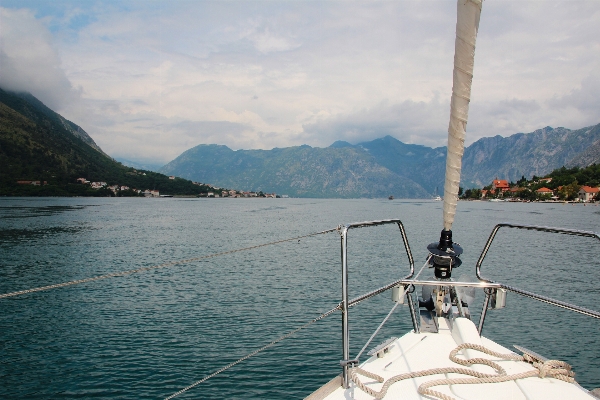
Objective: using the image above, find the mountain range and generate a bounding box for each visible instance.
[2,88,599,198]
[160,124,600,198]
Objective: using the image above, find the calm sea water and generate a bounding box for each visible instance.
[0,197,599,399]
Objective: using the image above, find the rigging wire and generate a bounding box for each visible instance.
[164,305,341,400]
[355,302,400,362]
[0,228,338,299]
[352,260,431,362]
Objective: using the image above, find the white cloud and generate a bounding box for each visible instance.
[303,96,449,148]
[1,1,599,164]
[0,7,79,111]
[244,21,300,54]
[546,75,600,127]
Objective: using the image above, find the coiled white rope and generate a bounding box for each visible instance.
[350,342,575,400]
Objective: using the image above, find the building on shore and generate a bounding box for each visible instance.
[579,186,599,202]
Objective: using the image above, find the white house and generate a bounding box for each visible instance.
[578,186,599,202]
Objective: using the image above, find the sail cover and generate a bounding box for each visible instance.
[443,0,482,231]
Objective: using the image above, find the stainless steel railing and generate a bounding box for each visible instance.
[474,223,600,334]
[337,220,600,388]
[338,219,415,388]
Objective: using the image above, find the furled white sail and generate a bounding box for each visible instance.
[443,0,482,231]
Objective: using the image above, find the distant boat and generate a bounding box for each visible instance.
[433,186,442,201]
[388,195,394,200]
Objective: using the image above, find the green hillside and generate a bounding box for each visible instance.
[546,164,600,188]
[0,89,218,196]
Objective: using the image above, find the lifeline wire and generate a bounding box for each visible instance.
[0,228,338,299]
[164,305,340,400]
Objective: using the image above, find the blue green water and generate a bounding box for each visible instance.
[0,198,599,398]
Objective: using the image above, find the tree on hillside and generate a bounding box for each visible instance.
[557,181,579,201]
[521,189,537,201]
[461,188,482,199]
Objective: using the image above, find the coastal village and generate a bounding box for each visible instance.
[69,175,282,198]
[63,175,600,202]
[16,168,598,202]
[17,174,598,201]
[462,177,600,203]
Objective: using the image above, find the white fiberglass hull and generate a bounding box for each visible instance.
[308,317,596,400]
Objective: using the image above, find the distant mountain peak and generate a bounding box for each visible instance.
[329,140,354,148]
[160,122,600,197]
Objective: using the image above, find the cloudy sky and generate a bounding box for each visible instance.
[1,1,599,165]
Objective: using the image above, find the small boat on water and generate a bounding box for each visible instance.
[306,1,600,399]
[433,195,442,201]
[389,195,394,200]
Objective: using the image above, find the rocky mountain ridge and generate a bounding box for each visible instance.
[2,88,598,198]
[161,124,600,198]
[462,124,600,186]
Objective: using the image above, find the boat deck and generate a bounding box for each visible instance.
[309,317,595,400]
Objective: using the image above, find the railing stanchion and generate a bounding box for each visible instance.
[407,286,420,334]
[338,219,415,389]
[478,289,492,335]
[340,226,351,388]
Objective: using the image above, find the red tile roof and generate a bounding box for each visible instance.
[492,179,509,189]
[580,186,600,193]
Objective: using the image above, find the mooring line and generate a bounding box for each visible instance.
[0,228,338,299]
[164,305,340,400]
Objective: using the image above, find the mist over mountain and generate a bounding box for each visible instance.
[0,89,215,196]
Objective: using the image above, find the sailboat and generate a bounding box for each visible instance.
[306,0,600,399]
